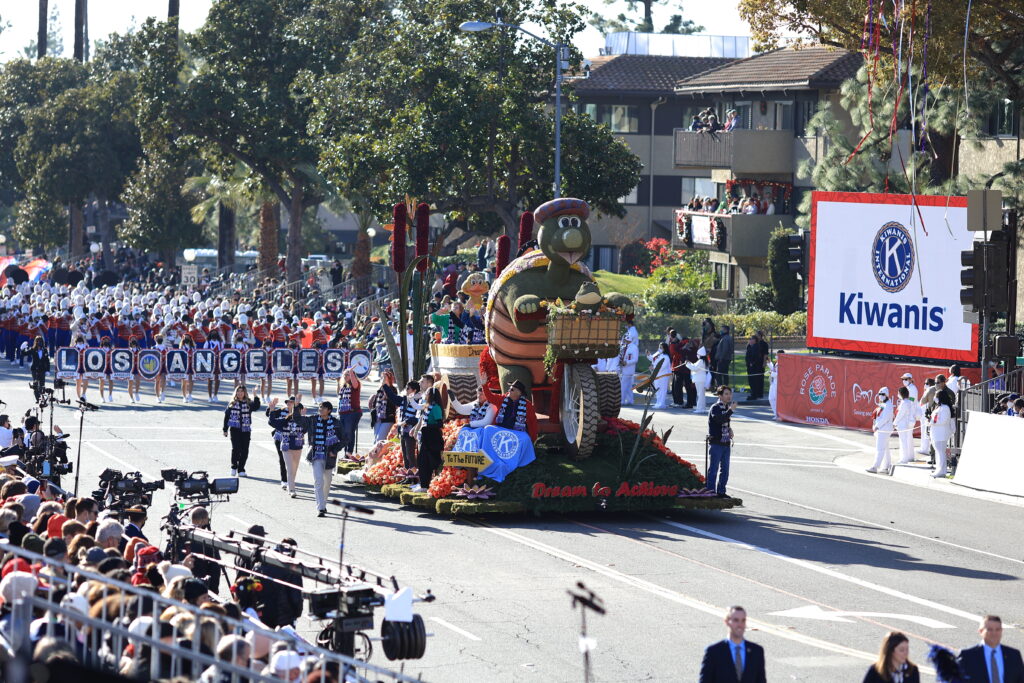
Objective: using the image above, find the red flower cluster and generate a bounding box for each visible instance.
[363,441,406,485]
[428,467,469,499]
[603,417,706,484]
[631,237,684,276]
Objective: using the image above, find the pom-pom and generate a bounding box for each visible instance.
[415,202,430,273]
[517,212,534,253]
[928,644,965,683]
[495,235,511,277]
[391,203,407,273]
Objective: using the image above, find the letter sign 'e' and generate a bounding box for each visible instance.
[246,349,267,374]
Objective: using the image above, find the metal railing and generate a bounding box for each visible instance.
[952,366,1024,461]
[0,541,422,683]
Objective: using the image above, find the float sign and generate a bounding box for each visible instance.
[807,191,978,362]
[55,348,80,379]
[442,451,494,471]
[219,349,241,380]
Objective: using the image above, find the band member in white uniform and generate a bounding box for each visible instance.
[867,387,893,473]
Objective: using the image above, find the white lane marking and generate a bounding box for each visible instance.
[472,522,923,669]
[87,439,227,443]
[731,415,875,453]
[670,440,856,452]
[652,517,982,623]
[429,617,482,642]
[225,514,254,528]
[730,486,1024,568]
[730,461,838,468]
[84,442,159,480]
[84,426,225,430]
[770,605,954,629]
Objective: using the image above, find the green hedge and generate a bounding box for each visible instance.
[637,311,806,340]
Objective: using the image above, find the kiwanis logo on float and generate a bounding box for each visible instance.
[800,364,836,406]
[872,221,914,293]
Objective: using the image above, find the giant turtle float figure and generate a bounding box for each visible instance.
[436,198,635,459]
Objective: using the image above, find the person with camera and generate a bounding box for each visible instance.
[24,416,48,455]
[28,336,50,403]
[120,506,149,551]
[252,537,304,627]
[222,385,262,477]
[300,400,342,517]
[187,506,222,594]
[0,414,13,449]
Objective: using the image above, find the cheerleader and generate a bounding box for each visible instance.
[223,385,261,477]
[206,331,224,402]
[127,337,143,404]
[285,338,301,399]
[231,332,249,390]
[152,334,168,403]
[336,368,362,459]
[98,337,115,403]
[179,336,196,403]
[267,396,305,496]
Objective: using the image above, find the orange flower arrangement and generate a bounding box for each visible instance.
[604,417,706,484]
[429,466,469,499]
[442,418,469,450]
[363,440,406,485]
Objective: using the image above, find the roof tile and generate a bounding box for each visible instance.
[674,46,863,93]
[572,54,736,95]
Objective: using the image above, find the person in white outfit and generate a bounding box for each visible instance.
[620,339,639,406]
[686,348,710,413]
[868,387,894,473]
[893,386,916,464]
[648,343,671,409]
[930,390,954,477]
[916,378,936,456]
[768,351,783,420]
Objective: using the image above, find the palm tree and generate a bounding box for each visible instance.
[182,171,254,271]
[258,202,279,273]
[168,0,180,19]
[37,0,48,58]
[72,0,85,62]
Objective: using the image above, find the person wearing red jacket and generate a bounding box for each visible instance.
[187,322,208,348]
[116,317,133,348]
[252,317,271,348]
[483,380,538,442]
[271,320,290,348]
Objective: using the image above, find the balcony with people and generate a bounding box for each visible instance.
[672,179,796,257]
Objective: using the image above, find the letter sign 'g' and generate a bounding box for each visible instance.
[219,349,240,379]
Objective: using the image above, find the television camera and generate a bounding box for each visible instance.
[92,468,165,513]
[20,432,73,484]
[161,468,239,503]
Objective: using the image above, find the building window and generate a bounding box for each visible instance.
[773,102,794,131]
[713,262,730,291]
[730,102,751,129]
[987,99,1018,137]
[796,100,817,136]
[584,103,639,133]
[590,245,618,272]
[681,177,718,204]
[621,185,639,205]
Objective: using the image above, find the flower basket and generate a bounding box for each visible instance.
[546,311,623,361]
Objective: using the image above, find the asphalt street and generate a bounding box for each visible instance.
[2,365,1021,682]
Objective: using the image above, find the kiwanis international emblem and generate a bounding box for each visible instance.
[872,221,914,293]
[489,431,520,460]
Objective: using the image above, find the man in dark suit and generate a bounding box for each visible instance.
[958,615,1024,683]
[700,605,767,683]
[118,506,149,552]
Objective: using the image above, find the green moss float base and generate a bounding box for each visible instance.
[342,430,742,516]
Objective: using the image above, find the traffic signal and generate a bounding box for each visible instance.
[960,243,983,311]
[786,232,806,273]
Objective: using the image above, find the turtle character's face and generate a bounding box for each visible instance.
[575,282,602,306]
[538,213,592,267]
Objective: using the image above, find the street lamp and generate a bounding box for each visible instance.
[183,248,197,262]
[89,243,100,255]
[366,227,377,239]
[459,18,567,198]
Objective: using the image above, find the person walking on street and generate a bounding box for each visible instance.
[266,396,292,489]
[267,396,305,497]
[930,389,954,478]
[301,400,341,517]
[706,386,736,497]
[28,336,50,403]
[957,615,1024,683]
[699,605,766,683]
[223,385,261,477]
[894,386,916,464]
[863,631,920,683]
[336,368,362,460]
[648,343,671,409]
[868,387,894,473]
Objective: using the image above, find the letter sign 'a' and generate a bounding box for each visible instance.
[165,350,189,377]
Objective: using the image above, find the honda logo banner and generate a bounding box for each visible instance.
[776,353,980,431]
[808,191,977,363]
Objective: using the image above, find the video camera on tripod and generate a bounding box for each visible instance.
[161,468,239,504]
[92,468,165,513]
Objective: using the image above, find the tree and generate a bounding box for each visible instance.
[37,0,48,58]
[12,187,65,249]
[135,2,363,282]
[183,166,259,270]
[767,226,800,314]
[120,153,203,261]
[739,0,1023,109]
[26,3,63,59]
[73,0,86,62]
[310,0,642,237]
[590,0,703,35]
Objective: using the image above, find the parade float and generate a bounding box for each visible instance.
[341,198,739,515]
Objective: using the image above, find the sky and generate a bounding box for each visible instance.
[0,0,750,61]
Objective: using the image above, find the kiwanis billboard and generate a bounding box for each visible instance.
[807,191,978,363]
